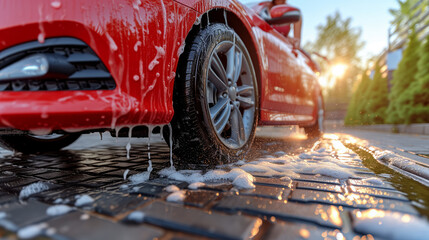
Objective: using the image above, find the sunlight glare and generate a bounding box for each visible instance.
[330,64,348,78]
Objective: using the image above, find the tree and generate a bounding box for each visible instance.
[304,11,365,110]
[386,29,421,124]
[405,34,429,123]
[345,69,371,125]
[364,59,389,124]
[389,0,421,34]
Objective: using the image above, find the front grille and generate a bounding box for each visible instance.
[0,37,116,91]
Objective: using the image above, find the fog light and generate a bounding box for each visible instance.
[0,54,48,80]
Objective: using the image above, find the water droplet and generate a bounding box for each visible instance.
[133,75,139,81]
[51,1,61,9]
[38,33,45,43]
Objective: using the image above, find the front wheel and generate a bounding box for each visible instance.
[0,133,81,154]
[170,24,259,165]
[304,94,324,138]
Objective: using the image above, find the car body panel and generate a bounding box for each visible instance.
[0,0,320,133]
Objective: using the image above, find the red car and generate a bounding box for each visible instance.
[0,0,323,164]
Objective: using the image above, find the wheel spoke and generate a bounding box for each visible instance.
[226,45,235,81]
[237,85,253,95]
[211,53,227,83]
[237,96,254,109]
[214,103,231,134]
[230,106,245,144]
[210,97,229,119]
[233,51,243,84]
[208,68,228,92]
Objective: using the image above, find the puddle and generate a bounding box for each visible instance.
[417,154,429,159]
[346,144,429,218]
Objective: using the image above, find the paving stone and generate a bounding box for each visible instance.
[296,182,343,193]
[348,186,408,202]
[290,189,418,214]
[56,174,96,184]
[0,175,16,183]
[129,183,166,197]
[108,162,141,168]
[294,175,341,185]
[48,163,81,170]
[265,222,345,240]
[183,191,219,208]
[17,168,50,176]
[239,185,290,200]
[36,171,74,181]
[91,161,116,167]
[0,199,52,231]
[85,167,119,175]
[254,177,292,188]
[214,195,343,229]
[45,211,164,240]
[149,178,188,187]
[0,177,40,193]
[35,186,91,203]
[77,177,122,188]
[136,201,262,240]
[347,179,396,191]
[0,194,18,205]
[105,169,134,178]
[202,183,233,192]
[92,193,152,217]
[163,231,214,240]
[75,166,98,173]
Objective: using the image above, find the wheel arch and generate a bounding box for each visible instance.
[177,8,263,107]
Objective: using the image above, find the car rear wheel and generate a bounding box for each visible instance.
[304,94,324,138]
[170,23,259,165]
[0,133,81,154]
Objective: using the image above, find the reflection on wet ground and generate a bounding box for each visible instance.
[0,133,428,239]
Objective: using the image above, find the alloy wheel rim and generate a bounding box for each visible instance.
[31,133,65,140]
[205,40,255,149]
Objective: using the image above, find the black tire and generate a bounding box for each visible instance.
[170,24,259,165]
[0,133,81,154]
[304,94,324,138]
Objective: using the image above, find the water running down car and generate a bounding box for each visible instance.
[0,0,323,164]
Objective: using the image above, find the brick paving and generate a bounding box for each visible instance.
[0,134,427,239]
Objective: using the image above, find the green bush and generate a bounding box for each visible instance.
[344,69,371,125]
[365,59,389,124]
[406,34,429,123]
[386,29,421,124]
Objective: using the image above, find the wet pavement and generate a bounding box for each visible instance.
[0,132,428,239]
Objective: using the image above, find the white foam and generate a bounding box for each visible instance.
[232,174,255,189]
[165,185,180,192]
[123,169,130,180]
[148,46,165,71]
[50,1,61,9]
[128,211,145,222]
[75,195,94,207]
[46,205,73,216]
[166,191,186,202]
[19,182,50,199]
[129,172,150,184]
[17,223,48,239]
[188,182,205,190]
